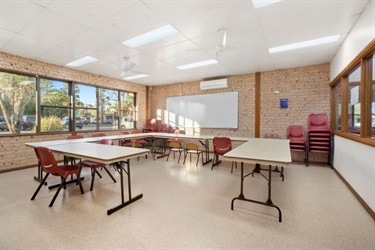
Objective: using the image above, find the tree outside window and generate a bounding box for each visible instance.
[0,72,36,133]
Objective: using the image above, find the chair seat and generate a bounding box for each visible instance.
[79,160,105,168]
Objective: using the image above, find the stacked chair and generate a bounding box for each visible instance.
[287,125,308,166]
[307,113,332,167]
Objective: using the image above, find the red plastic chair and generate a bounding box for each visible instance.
[91,132,106,137]
[66,135,84,140]
[79,139,117,191]
[159,123,169,133]
[287,125,308,165]
[119,131,130,146]
[308,113,330,131]
[31,146,84,207]
[211,137,237,173]
[142,118,157,132]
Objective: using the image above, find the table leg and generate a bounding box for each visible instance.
[231,162,282,222]
[200,139,212,165]
[107,159,143,216]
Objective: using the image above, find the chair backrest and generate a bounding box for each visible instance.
[173,129,181,134]
[169,141,182,148]
[99,139,112,145]
[185,143,199,151]
[131,130,141,134]
[34,147,60,174]
[120,131,129,135]
[287,126,304,138]
[91,133,106,137]
[66,135,84,140]
[264,134,279,139]
[213,137,232,155]
[308,113,329,128]
[145,118,157,131]
[159,123,169,133]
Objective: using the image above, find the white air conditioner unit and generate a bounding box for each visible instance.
[200,78,228,90]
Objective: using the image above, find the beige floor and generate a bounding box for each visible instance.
[0,155,374,249]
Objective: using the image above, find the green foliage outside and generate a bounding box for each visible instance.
[0,72,36,133]
[33,116,65,132]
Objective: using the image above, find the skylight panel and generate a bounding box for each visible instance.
[177,59,218,70]
[123,25,179,48]
[66,56,98,67]
[269,35,340,53]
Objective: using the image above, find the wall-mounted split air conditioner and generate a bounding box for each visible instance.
[200,78,228,90]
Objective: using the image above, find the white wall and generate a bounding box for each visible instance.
[330,0,375,213]
[330,0,375,80]
[333,136,375,211]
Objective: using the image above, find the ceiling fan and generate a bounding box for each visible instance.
[214,28,227,58]
[121,57,141,77]
[187,28,227,60]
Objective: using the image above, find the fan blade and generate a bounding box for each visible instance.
[126,62,136,71]
[222,30,227,49]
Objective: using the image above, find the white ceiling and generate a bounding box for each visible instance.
[0,0,370,86]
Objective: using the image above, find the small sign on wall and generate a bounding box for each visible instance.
[280,98,288,108]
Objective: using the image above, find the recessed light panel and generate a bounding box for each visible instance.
[177,59,218,70]
[66,56,98,67]
[269,35,340,53]
[123,74,149,80]
[252,0,281,9]
[123,25,179,48]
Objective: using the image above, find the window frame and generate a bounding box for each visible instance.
[0,69,138,136]
[330,41,375,147]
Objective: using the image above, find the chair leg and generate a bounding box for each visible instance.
[211,154,217,170]
[166,149,171,161]
[103,167,116,183]
[31,173,49,200]
[177,151,181,163]
[90,169,96,191]
[49,177,67,207]
[196,153,200,166]
[76,172,84,194]
[183,151,188,164]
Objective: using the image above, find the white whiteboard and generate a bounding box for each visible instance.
[166,91,238,128]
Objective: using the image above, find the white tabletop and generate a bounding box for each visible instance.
[25,132,251,148]
[224,138,292,166]
[46,143,149,164]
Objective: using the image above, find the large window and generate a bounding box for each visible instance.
[120,91,135,129]
[331,43,374,146]
[75,84,97,131]
[99,88,119,131]
[347,66,361,134]
[371,54,375,138]
[0,71,137,135]
[40,78,70,132]
[333,82,341,130]
[0,72,36,133]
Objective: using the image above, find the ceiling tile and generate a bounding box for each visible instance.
[2,33,56,59]
[1,1,44,33]
[20,8,87,46]
[46,1,137,28]
[0,29,17,49]
[60,29,117,55]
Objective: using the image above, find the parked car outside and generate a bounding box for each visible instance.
[0,116,9,131]
[75,117,83,129]
[61,116,83,129]
[121,117,134,129]
[22,115,36,130]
